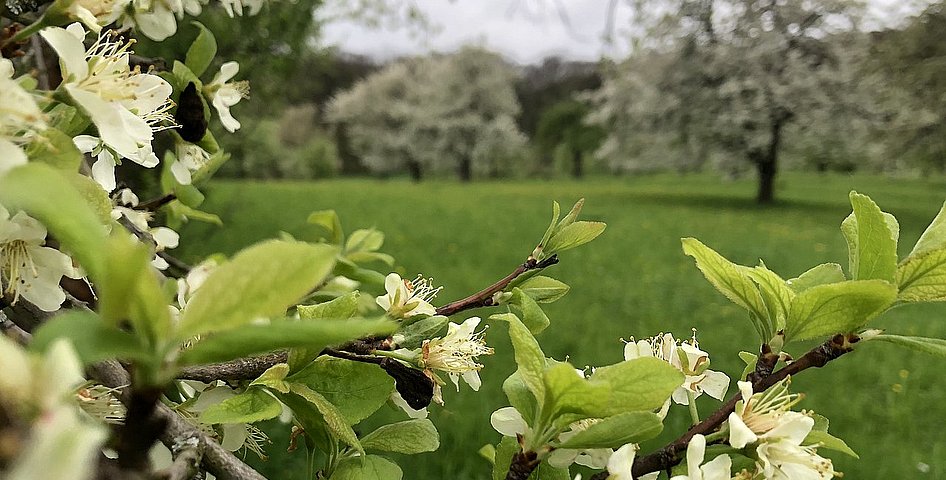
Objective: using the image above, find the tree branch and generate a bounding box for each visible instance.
[435,254,558,317]
[590,333,857,480]
[178,351,289,382]
[155,435,203,480]
[91,360,267,480]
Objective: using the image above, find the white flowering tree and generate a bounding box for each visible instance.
[5,1,946,480]
[328,46,526,181]
[591,0,866,202]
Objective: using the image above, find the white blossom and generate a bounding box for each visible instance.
[624,331,730,406]
[110,198,179,270]
[0,59,46,175]
[421,316,493,394]
[47,0,130,33]
[40,23,175,186]
[203,61,249,133]
[0,206,80,311]
[669,435,732,480]
[376,272,440,318]
[169,141,212,185]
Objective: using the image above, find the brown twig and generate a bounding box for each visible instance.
[588,333,857,480]
[436,255,559,317]
[178,351,289,382]
[155,434,203,480]
[135,193,177,211]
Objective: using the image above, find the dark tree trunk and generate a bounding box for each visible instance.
[407,160,422,182]
[458,156,472,182]
[571,148,583,178]
[755,117,786,204]
[335,123,366,176]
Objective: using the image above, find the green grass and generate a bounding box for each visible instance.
[178,172,946,479]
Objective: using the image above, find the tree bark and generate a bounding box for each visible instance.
[571,148,583,178]
[755,117,785,204]
[407,160,423,182]
[458,155,472,182]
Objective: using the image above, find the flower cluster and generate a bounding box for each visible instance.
[624,331,730,408]
[0,59,47,175]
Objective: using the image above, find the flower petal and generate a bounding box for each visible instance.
[489,407,526,437]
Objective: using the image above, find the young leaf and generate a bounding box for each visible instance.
[199,387,282,425]
[804,414,858,458]
[360,419,440,454]
[288,356,395,425]
[556,198,585,230]
[345,229,384,253]
[532,463,570,480]
[785,280,897,342]
[866,334,946,358]
[841,192,898,283]
[177,318,395,366]
[588,357,684,416]
[30,311,148,365]
[25,128,82,172]
[502,371,537,426]
[681,238,770,339]
[544,221,606,254]
[537,201,561,253]
[508,287,551,334]
[555,412,663,449]
[308,210,344,244]
[491,436,520,480]
[0,164,107,279]
[330,455,402,480]
[787,263,846,293]
[896,249,946,302]
[908,201,946,257]
[543,362,605,419]
[490,313,546,405]
[184,22,217,78]
[297,291,361,321]
[395,315,449,350]
[178,240,338,339]
[288,383,363,455]
[746,264,794,331]
[98,234,172,345]
[516,275,570,303]
[249,363,290,393]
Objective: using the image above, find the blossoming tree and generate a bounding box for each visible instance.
[4,1,946,480]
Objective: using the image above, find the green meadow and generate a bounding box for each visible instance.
[177,173,946,479]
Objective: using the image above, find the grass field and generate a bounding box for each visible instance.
[177,172,946,479]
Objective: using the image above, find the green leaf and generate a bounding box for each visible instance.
[288,356,395,425]
[178,318,395,366]
[897,249,946,302]
[297,291,360,320]
[330,455,402,480]
[345,229,384,253]
[516,276,570,304]
[545,221,606,254]
[537,201,561,252]
[556,198,585,230]
[67,175,112,225]
[841,192,898,283]
[543,362,605,419]
[804,414,857,458]
[785,280,897,341]
[167,201,223,226]
[360,419,440,454]
[555,412,663,449]
[490,313,546,406]
[681,238,770,339]
[738,351,758,381]
[395,315,449,349]
[508,287,551,334]
[532,462,570,480]
[178,240,338,339]
[172,60,201,89]
[199,387,282,425]
[249,363,290,393]
[492,436,519,480]
[867,334,946,358]
[98,234,172,345]
[589,357,684,416]
[908,201,946,257]
[746,263,794,331]
[45,103,90,137]
[787,264,846,293]
[0,164,107,279]
[288,383,363,454]
[273,391,333,453]
[308,210,344,244]
[26,128,82,172]
[173,183,205,208]
[502,371,536,426]
[31,311,148,365]
[184,22,217,77]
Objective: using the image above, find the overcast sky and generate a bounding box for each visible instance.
[318,0,931,65]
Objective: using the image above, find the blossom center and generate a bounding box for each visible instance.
[1,239,37,303]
